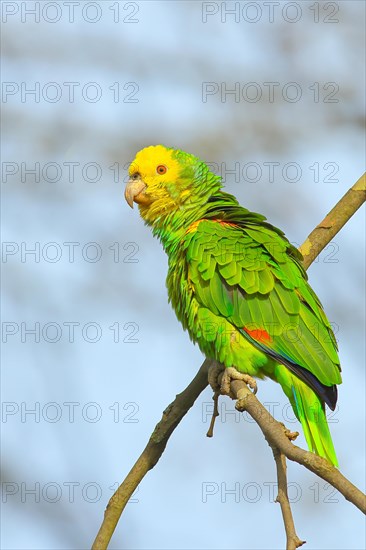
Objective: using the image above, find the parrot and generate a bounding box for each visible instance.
[125,144,341,466]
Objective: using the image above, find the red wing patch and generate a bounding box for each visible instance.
[243,327,272,343]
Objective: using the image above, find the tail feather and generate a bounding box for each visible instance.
[276,365,338,466]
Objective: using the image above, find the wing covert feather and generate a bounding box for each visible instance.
[186,220,341,387]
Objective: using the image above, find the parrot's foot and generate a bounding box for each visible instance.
[206,364,258,437]
[279,422,299,441]
[207,362,224,393]
[221,367,258,398]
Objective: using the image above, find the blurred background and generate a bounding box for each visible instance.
[1,1,365,549]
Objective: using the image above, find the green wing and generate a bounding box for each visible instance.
[185,219,341,403]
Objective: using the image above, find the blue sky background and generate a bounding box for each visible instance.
[1,1,365,549]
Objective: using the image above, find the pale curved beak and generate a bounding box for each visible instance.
[124,177,147,208]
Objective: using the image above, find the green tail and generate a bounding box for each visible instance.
[275,366,338,466]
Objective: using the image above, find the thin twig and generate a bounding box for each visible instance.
[206,390,220,437]
[92,175,366,549]
[232,380,366,514]
[273,449,305,550]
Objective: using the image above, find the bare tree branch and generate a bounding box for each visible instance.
[272,449,305,550]
[299,172,365,269]
[231,379,366,514]
[91,174,366,550]
[91,359,210,549]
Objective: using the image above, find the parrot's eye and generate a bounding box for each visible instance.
[156,165,167,175]
[131,172,140,180]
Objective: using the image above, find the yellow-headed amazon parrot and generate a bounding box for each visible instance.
[125,145,341,465]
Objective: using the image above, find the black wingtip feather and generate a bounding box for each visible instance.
[287,363,338,410]
[240,328,338,410]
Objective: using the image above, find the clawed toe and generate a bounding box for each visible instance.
[220,367,258,398]
[208,362,225,393]
[206,364,259,437]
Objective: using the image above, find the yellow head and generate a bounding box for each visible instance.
[125,145,220,226]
